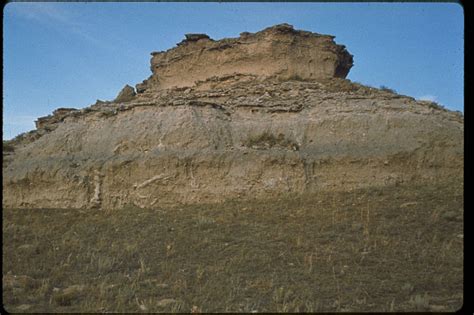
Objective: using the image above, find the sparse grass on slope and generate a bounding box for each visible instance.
[3,182,463,313]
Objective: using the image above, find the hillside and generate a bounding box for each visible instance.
[3,182,463,312]
[2,23,464,313]
[2,24,463,209]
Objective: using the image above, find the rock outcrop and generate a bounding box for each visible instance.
[2,24,463,210]
[136,24,353,92]
[114,85,136,103]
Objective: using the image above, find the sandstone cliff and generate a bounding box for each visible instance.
[3,24,463,209]
[136,23,353,92]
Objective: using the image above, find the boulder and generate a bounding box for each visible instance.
[114,85,136,103]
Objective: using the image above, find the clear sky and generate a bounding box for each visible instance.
[3,2,464,140]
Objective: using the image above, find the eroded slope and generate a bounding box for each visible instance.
[3,75,463,209]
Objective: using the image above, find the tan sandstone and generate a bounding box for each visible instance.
[2,24,463,209]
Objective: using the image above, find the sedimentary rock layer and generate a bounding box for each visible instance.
[2,25,463,209]
[136,24,353,92]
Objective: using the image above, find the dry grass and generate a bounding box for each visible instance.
[2,141,15,153]
[243,132,298,151]
[3,181,463,312]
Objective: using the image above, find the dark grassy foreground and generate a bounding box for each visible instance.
[3,182,463,313]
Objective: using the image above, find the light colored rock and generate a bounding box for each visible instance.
[2,24,463,210]
[142,23,353,92]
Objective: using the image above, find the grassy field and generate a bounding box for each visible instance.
[3,181,463,313]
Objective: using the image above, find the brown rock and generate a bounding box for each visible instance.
[114,85,136,103]
[149,23,353,90]
[53,108,77,116]
[184,33,211,41]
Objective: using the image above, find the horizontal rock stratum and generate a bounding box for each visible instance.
[3,24,463,209]
[136,23,353,91]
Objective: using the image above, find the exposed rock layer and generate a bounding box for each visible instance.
[137,24,353,92]
[3,25,463,209]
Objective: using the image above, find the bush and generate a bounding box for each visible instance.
[3,141,15,153]
[379,85,397,94]
[244,132,299,150]
[428,102,446,111]
[286,74,304,81]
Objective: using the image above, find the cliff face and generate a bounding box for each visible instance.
[137,24,353,92]
[3,24,463,209]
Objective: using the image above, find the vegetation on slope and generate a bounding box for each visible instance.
[3,181,463,312]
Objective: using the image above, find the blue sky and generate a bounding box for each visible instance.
[3,2,464,140]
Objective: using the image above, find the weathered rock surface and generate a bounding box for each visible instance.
[114,85,136,103]
[2,24,463,210]
[137,23,353,92]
